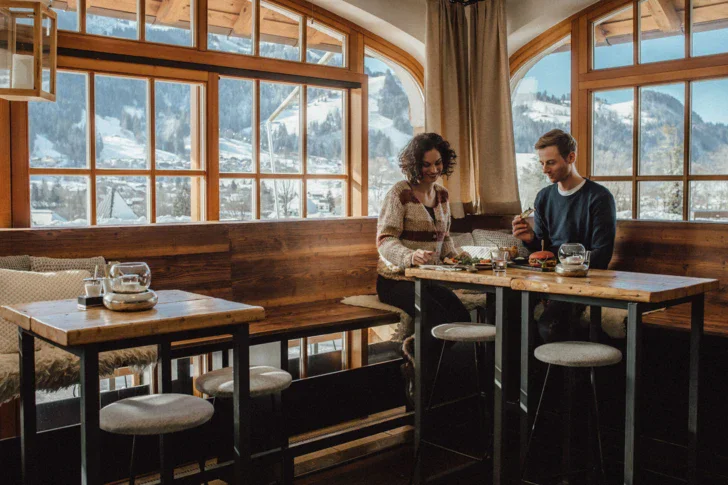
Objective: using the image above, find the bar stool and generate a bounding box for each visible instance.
[409,322,496,485]
[521,341,622,484]
[195,365,293,483]
[100,393,215,484]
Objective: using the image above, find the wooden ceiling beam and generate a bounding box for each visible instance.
[647,0,682,32]
[155,0,187,24]
[232,0,252,36]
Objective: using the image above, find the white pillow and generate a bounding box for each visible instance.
[471,229,530,258]
[0,269,90,354]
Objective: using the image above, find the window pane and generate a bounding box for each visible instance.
[96,176,149,225]
[592,88,634,176]
[30,71,88,169]
[690,181,728,222]
[639,83,684,176]
[155,81,201,170]
[306,179,344,217]
[306,332,343,377]
[368,324,401,364]
[220,178,254,221]
[260,1,300,61]
[87,1,137,40]
[219,78,254,173]
[306,21,344,67]
[145,0,193,46]
[208,0,253,55]
[50,0,78,31]
[593,5,634,69]
[599,181,633,219]
[307,87,344,174]
[690,78,728,175]
[156,176,204,223]
[639,181,683,220]
[639,0,685,64]
[30,175,89,226]
[260,179,301,219]
[95,75,148,169]
[365,50,424,215]
[260,82,301,174]
[512,38,570,210]
[692,1,728,57]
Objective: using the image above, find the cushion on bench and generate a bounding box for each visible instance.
[0,269,90,353]
[471,229,530,258]
[0,344,157,404]
[0,255,31,272]
[30,256,106,274]
[342,291,488,341]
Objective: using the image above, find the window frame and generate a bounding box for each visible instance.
[510,0,728,224]
[27,67,207,226]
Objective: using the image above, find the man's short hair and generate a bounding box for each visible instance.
[535,129,577,159]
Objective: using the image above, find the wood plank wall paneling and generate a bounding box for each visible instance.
[0,99,10,228]
[453,215,728,324]
[1,216,724,328]
[0,218,380,308]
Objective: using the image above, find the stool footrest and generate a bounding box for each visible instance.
[419,439,490,463]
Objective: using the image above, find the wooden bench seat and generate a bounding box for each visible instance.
[172,299,400,356]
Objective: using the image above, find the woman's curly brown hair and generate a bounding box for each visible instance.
[398,133,457,185]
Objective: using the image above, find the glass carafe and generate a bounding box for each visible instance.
[558,243,587,268]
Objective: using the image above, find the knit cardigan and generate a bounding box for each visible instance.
[376,180,460,281]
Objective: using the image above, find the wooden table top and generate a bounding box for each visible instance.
[0,290,265,347]
[407,267,719,303]
[405,267,515,287]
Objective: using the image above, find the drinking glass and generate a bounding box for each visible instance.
[491,249,510,276]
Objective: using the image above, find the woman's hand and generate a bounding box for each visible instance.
[412,249,436,266]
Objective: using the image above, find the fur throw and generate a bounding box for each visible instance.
[0,345,157,404]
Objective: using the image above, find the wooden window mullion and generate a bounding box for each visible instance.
[149,78,156,223]
[632,85,639,219]
[89,72,97,225]
[254,79,261,219]
[683,81,691,221]
[302,84,307,218]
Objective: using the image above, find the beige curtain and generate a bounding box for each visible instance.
[425,0,521,217]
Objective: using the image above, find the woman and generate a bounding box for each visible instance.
[376,132,471,337]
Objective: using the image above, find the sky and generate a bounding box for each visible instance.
[517,28,728,125]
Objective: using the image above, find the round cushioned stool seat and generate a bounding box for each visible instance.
[535,341,622,368]
[195,365,293,398]
[431,323,496,342]
[100,393,214,436]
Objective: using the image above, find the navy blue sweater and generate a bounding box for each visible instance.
[526,179,617,270]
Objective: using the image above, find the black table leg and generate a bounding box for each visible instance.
[413,278,434,485]
[688,294,704,485]
[588,306,602,482]
[80,346,101,485]
[519,291,537,484]
[234,325,251,484]
[493,287,512,485]
[157,341,173,484]
[18,329,36,485]
[624,302,643,485]
[280,339,294,484]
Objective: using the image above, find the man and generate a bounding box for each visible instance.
[513,129,617,341]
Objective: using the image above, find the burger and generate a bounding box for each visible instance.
[528,250,557,269]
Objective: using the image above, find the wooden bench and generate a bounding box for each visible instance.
[0,218,407,445]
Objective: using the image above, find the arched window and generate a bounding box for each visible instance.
[510,37,571,211]
[365,48,424,216]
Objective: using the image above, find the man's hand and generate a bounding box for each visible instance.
[412,249,436,266]
[512,215,535,244]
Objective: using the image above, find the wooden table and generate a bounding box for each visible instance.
[0,290,265,485]
[512,268,719,485]
[404,268,519,485]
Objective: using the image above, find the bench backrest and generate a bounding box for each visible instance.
[0,218,380,308]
